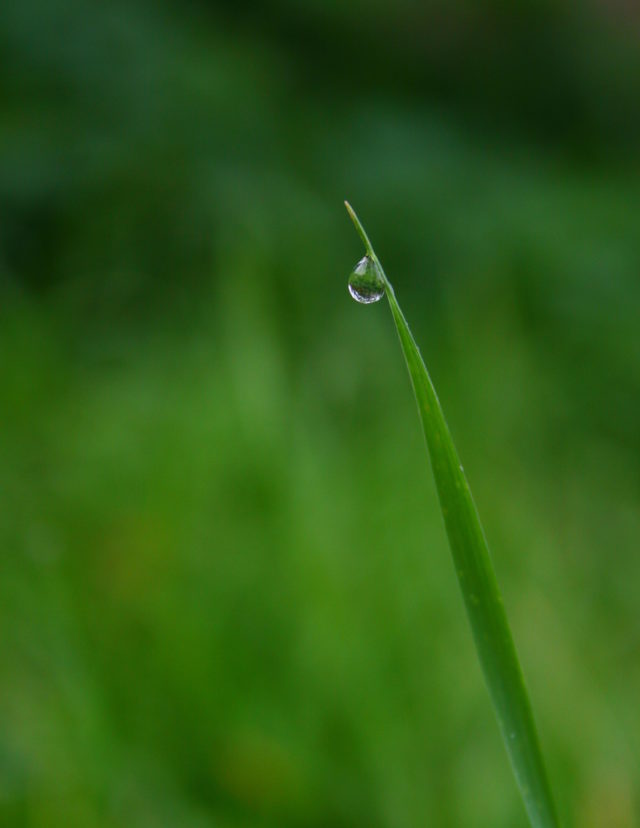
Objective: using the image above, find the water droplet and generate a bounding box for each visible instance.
[348,255,385,304]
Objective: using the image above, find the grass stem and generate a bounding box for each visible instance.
[345,201,560,828]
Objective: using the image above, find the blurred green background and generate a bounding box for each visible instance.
[2,1,640,826]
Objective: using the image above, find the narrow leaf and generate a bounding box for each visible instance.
[345,201,560,828]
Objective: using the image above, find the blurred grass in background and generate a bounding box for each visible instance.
[1,1,640,826]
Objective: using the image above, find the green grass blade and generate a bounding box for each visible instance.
[345,202,560,828]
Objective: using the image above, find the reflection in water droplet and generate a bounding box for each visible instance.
[348,255,385,304]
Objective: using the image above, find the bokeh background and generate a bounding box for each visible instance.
[2,1,640,826]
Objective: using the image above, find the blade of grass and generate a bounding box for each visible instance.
[345,201,560,828]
